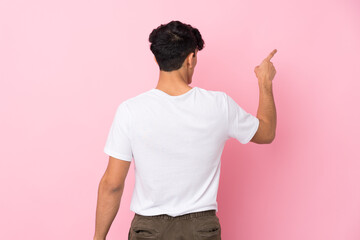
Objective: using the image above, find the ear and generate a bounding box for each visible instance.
[154,56,158,65]
[186,52,196,68]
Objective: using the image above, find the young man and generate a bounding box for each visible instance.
[94,20,277,240]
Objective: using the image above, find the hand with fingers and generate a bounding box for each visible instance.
[254,49,277,82]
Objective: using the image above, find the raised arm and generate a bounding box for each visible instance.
[251,49,277,144]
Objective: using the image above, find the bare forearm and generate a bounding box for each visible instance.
[257,80,277,139]
[94,182,124,240]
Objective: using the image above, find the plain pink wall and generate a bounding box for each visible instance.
[1,0,359,239]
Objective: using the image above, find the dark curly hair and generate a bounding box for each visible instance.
[149,20,205,72]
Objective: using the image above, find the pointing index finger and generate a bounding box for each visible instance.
[265,49,277,61]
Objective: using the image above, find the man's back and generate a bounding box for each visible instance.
[104,86,259,217]
[93,20,276,240]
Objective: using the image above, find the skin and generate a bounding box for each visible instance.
[93,48,277,240]
[93,157,130,240]
[251,49,277,144]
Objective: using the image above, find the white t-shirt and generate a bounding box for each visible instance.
[104,86,259,217]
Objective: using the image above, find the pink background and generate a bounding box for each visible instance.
[1,0,359,239]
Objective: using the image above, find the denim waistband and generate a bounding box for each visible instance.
[135,209,216,220]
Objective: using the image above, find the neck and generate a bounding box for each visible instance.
[156,69,191,91]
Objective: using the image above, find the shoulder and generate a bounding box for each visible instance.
[196,87,227,100]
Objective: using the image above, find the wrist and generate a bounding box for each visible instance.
[258,77,272,84]
[258,79,273,91]
[93,235,105,240]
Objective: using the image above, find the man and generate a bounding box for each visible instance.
[94,20,277,240]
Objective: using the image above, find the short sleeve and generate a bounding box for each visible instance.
[104,102,133,161]
[225,93,259,144]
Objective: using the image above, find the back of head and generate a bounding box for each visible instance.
[149,20,205,72]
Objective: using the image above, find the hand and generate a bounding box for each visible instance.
[254,49,277,82]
